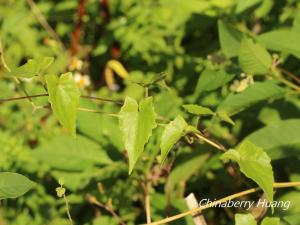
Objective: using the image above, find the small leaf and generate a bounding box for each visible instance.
[46,72,80,136]
[0,172,35,200]
[261,217,280,225]
[239,38,272,75]
[221,140,274,201]
[183,104,215,116]
[6,57,54,78]
[118,97,157,174]
[58,177,65,186]
[216,111,235,125]
[235,214,257,225]
[194,68,235,97]
[218,20,245,57]
[160,115,188,163]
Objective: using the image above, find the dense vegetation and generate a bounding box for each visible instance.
[0,0,300,224]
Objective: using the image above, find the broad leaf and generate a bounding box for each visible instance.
[235,214,256,225]
[218,20,245,57]
[239,38,272,75]
[6,57,54,78]
[119,97,157,174]
[194,68,235,96]
[261,217,280,225]
[217,81,285,116]
[221,140,274,201]
[46,72,80,136]
[0,172,35,200]
[258,30,300,59]
[183,104,215,116]
[160,115,188,163]
[33,135,112,171]
[246,119,300,159]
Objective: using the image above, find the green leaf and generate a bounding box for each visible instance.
[218,20,245,57]
[183,104,215,116]
[246,119,300,159]
[160,115,188,163]
[0,172,35,200]
[235,214,256,225]
[261,217,280,225]
[217,81,285,116]
[6,57,54,78]
[118,97,157,174]
[238,38,272,75]
[46,72,80,137]
[221,140,274,201]
[235,0,262,14]
[258,30,300,59]
[216,111,235,125]
[33,135,112,171]
[194,68,235,96]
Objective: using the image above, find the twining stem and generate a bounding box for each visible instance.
[77,107,118,117]
[142,181,152,224]
[0,93,123,105]
[86,194,126,225]
[275,76,300,93]
[194,132,226,152]
[0,40,37,107]
[276,67,300,85]
[63,194,73,225]
[144,181,300,225]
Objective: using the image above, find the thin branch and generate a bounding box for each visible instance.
[276,67,300,85]
[144,181,300,225]
[63,194,74,225]
[25,0,65,50]
[86,194,126,225]
[194,133,226,152]
[0,40,36,107]
[0,93,123,105]
[77,107,118,117]
[141,182,152,224]
[275,76,300,93]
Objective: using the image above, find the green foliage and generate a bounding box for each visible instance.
[46,72,80,136]
[118,96,157,174]
[6,57,54,78]
[221,141,274,201]
[0,172,35,200]
[0,0,299,224]
[238,38,272,75]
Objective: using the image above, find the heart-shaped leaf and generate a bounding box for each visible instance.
[118,97,157,174]
[46,72,80,136]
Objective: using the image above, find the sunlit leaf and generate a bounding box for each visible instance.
[239,38,272,75]
[221,140,274,201]
[183,104,215,116]
[6,57,54,78]
[118,97,157,174]
[46,72,80,136]
[0,172,35,200]
[235,214,256,225]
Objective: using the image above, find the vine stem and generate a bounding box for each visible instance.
[0,93,123,105]
[144,181,300,225]
[63,194,73,225]
[194,132,226,152]
[276,67,300,85]
[86,194,126,225]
